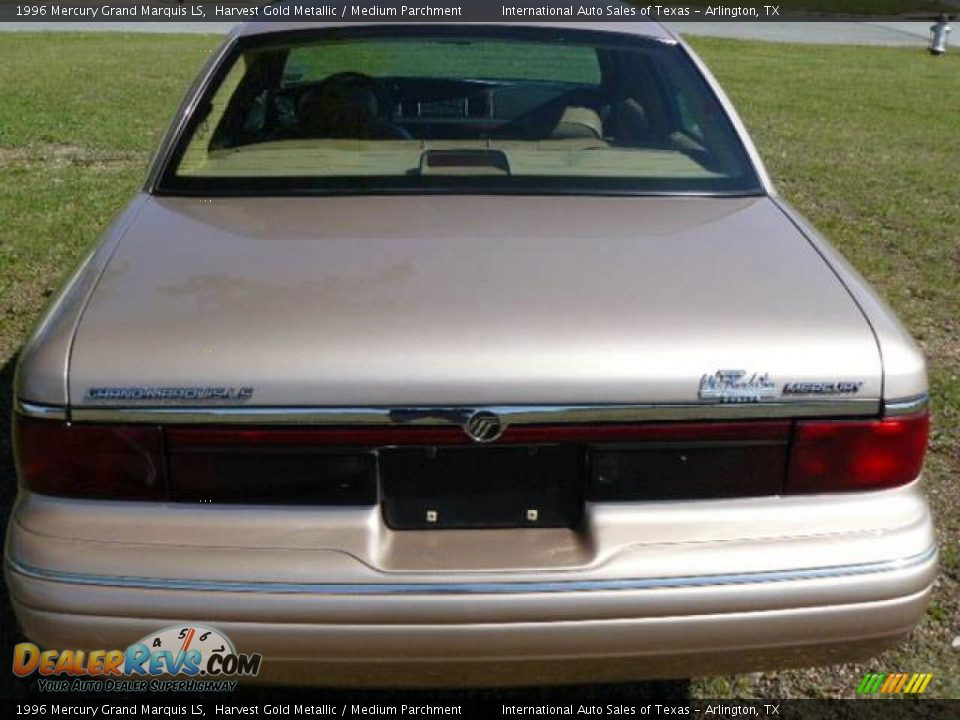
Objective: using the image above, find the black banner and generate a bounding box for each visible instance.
[0,1,954,23]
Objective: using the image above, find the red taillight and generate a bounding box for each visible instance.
[14,415,166,500]
[786,412,929,494]
[166,428,377,504]
[13,411,928,502]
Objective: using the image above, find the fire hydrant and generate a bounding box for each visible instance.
[929,14,951,55]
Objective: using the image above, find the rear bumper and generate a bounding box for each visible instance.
[4,485,938,687]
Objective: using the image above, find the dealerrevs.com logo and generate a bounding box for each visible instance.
[13,625,262,692]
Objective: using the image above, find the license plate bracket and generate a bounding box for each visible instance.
[380,446,582,530]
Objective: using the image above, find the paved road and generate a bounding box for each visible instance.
[666,21,936,46]
[0,21,943,47]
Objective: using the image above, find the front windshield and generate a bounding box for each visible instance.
[159,27,762,195]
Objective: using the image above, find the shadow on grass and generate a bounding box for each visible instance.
[0,352,690,701]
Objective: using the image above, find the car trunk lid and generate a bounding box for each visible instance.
[69,194,882,410]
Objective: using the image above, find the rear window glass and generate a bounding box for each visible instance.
[160,27,761,196]
[283,40,602,85]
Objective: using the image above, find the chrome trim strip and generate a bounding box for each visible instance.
[884,394,929,417]
[70,400,879,426]
[15,401,67,421]
[6,547,936,596]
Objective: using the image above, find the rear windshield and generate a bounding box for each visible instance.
[158,27,762,196]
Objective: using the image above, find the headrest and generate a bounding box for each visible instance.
[551,106,603,139]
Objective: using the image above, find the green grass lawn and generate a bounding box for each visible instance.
[0,33,957,699]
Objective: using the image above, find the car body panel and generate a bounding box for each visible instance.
[13,196,147,407]
[8,594,932,686]
[66,194,883,409]
[7,483,934,581]
[5,483,936,685]
[773,198,928,400]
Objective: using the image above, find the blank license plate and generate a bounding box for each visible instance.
[380,446,582,530]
